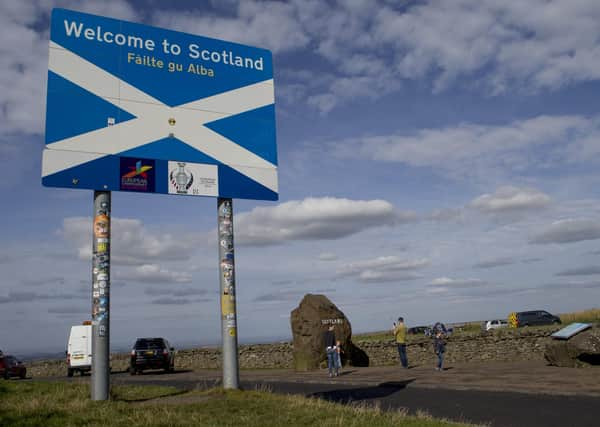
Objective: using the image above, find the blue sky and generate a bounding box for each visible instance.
[2,0,600,355]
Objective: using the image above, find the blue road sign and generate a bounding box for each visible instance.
[42,8,277,201]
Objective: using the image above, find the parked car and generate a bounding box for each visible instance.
[67,323,92,377]
[511,310,561,327]
[407,326,429,335]
[130,337,175,375]
[0,355,27,379]
[485,319,509,331]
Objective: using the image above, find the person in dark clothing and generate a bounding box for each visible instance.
[433,330,446,371]
[324,325,337,377]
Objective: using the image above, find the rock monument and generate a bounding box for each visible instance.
[290,294,368,371]
[545,326,600,367]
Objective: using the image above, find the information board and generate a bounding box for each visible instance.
[551,323,592,340]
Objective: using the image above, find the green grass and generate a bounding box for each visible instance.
[454,322,483,333]
[354,330,392,341]
[0,381,477,427]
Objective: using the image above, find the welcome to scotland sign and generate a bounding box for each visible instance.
[42,8,278,201]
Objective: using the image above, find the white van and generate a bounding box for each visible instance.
[67,323,92,376]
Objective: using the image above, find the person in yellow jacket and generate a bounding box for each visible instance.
[392,317,408,368]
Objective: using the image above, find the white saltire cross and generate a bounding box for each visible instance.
[43,41,277,193]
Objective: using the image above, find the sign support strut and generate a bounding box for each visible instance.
[218,197,239,389]
[91,190,111,400]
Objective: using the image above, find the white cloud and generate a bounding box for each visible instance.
[4,0,600,137]
[120,264,192,284]
[340,256,430,275]
[151,1,309,54]
[0,5,50,139]
[373,0,600,93]
[530,218,600,244]
[235,197,416,246]
[259,0,600,109]
[428,277,486,288]
[355,270,423,283]
[306,94,338,115]
[0,0,139,139]
[318,252,338,261]
[470,186,551,213]
[331,115,599,179]
[60,217,204,265]
[337,255,429,283]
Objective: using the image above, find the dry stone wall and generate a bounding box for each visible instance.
[174,343,294,370]
[28,327,562,377]
[27,343,294,377]
[357,328,557,367]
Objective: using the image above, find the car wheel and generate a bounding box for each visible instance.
[3,371,9,380]
[67,368,73,377]
[130,369,136,376]
[20,370,26,379]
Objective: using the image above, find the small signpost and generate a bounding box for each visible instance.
[42,8,277,399]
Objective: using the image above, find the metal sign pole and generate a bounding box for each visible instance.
[91,190,111,400]
[218,198,239,389]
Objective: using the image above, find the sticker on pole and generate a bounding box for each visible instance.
[41,8,278,201]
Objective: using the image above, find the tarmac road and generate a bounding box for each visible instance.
[48,361,600,427]
[262,381,600,427]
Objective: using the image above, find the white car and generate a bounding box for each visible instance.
[485,319,508,331]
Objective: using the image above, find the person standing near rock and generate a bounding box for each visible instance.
[334,339,343,374]
[434,330,446,371]
[393,317,409,368]
[324,325,337,377]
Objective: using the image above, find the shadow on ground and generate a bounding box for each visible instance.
[127,369,194,376]
[308,379,415,403]
[113,389,188,403]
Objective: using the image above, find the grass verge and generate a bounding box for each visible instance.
[559,308,600,325]
[0,381,477,427]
